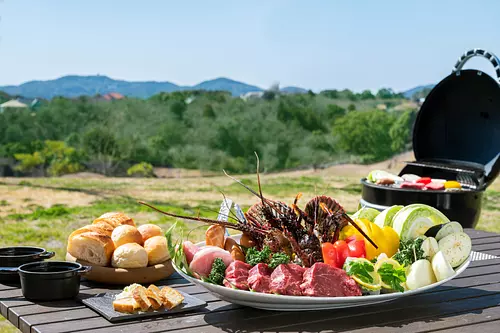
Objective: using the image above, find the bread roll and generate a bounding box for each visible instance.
[93,212,135,228]
[67,232,114,266]
[68,223,114,240]
[205,225,225,248]
[137,224,163,242]
[144,236,169,265]
[111,225,143,248]
[111,243,148,268]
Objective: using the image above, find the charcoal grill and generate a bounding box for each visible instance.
[360,48,500,228]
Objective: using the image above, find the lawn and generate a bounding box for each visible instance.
[0,162,499,332]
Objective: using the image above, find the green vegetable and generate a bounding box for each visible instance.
[393,237,427,267]
[345,260,375,284]
[165,222,194,277]
[377,262,406,292]
[269,252,291,269]
[205,258,226,285]
[392,204,450,240]
[374,205,403,228]
[351,207,380,222]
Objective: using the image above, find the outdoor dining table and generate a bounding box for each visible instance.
[0,228,499,333]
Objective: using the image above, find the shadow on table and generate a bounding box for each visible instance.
[203,286,500,333]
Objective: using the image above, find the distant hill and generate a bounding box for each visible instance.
[0,75,308,99]
[402,84,435,99]
[281,86,308,94]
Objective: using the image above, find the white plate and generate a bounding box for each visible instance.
[172,235,471,311]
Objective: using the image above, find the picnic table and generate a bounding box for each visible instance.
[1,228,499,333]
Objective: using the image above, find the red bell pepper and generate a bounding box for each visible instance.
[416,177,432,185]
[321,242,339,268]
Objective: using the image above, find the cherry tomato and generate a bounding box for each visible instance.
[321,242,339,268]
[345,235,357,244]
[333,240,349,267]
[347,239,366,258]
[416,177,432,185]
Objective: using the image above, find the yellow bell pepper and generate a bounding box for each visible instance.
[340,218,400,260]
[444,181,461,189]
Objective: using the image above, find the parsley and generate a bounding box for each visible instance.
[269,252,291,269]
[377,263,406,292]
[345,261,374,284]
[393,238,427,267]
[206,258,226,285]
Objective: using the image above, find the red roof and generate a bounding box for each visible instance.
[101,92,125,101]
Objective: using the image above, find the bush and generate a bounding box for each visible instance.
[127,162,155,178]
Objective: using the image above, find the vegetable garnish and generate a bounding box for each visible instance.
[269,252,291,269]
[345,260,375,284]
[246,245,290,268]
[393,237,427,267]
[205,258,226,285]
[376,262,406,292]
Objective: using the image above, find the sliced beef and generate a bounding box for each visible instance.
[224,260,252,290]
[269,263,306,296]
[247,263,273,293]
[300,262,362,297]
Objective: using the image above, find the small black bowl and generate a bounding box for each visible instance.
[18,261,91,301]
[0,247,55,283]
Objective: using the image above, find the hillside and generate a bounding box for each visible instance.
[0,75,303,99]
[402,84,435,99]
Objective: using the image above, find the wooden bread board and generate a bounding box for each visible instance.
[66,252,174,285]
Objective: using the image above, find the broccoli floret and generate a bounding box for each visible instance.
[246,245,271,265]
[269,252,290,269]
[207,258,226,285]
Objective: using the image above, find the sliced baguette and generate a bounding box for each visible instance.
[146,287,163,310]
[112,297,138,313]
[94,212,135,228]
[160,286,184,310]
[132,286,152,311]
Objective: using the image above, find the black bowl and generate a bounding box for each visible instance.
[18,261,91,301]
[0,247,55,283]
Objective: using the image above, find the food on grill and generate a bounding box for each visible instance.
[400,182,425,190]
[366,170,469,192]
[444,181,462,189]
[144,236,169,265]
[374,205,403,228]
[111,243,148,268]
[113,283,184,313]
[111,225,144,248]
[424,182,445,190]
[137,224,163,242]
[67,212,169,268]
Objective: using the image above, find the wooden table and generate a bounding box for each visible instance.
[1,228,499,333]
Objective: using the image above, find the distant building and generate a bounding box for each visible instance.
[0,99,28,112]
[240,91,264,101]
[100,92,125,101]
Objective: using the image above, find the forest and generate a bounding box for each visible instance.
[0,88,417,176]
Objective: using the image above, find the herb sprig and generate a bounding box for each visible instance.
[345,261,374,283]
[377,263,406,292]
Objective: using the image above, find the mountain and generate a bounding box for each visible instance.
[402,84,435,99]
[280,86,308,94]
[0,75,270,99]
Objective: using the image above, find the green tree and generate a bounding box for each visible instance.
[389,110,416,152]
[347,104,356,112]
[203,104,216,118]
[83,128,121,175]
[360,90,375,100]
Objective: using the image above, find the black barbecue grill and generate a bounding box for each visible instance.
[360,48,500,229]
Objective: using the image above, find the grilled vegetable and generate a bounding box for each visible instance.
[405,259,437,290]
[421,237,439,260]
[431,251,455,281]
[438,232,472,268]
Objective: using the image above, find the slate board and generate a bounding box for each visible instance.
[81,290,207,322]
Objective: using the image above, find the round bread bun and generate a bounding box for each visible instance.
[137,224,163,242]
[111,243,148,268]
[144,236,170,265]
[111,225,143,248]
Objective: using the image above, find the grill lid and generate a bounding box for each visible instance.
[412,48,500,188]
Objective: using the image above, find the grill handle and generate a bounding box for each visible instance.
[452,48,500,85]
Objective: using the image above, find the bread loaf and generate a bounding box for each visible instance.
[205,225,225,248]
[93,212,135,228]
[111,243,148,268]
[144,236,169,265]
[67,232,115,266]
[137,224,163,242]
[68,223,114,240]
[111,225,143,248]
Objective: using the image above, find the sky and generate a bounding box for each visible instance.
[0,0,499,92]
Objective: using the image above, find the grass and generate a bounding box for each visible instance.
[0,165,499,332]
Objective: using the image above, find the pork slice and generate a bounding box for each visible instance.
[182,241,199,265]
[224,260,252,290]
[189,246,233,277]
[300,262,362,297]
[269,264,305,296]
[247,263,273,293]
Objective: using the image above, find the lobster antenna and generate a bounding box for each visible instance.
[222,170,261,198]
[255,152,265,205]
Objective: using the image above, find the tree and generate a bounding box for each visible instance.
[389,110,416,152]
[376,88,396,99]
[333,110,395,162]
[360,90,375,100]
[203,104,216,118]
[83,128,121,175]
[347,104,356,112]
[170,101,187,120]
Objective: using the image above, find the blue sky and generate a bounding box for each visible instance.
[0,0,498,92]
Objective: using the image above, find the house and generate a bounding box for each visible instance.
[240,91,264,101]
[100,92,125,101]
[0,99,28,112]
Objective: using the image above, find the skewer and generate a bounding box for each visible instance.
[344,213,379,249]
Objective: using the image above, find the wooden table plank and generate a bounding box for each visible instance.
[430,319,500,333]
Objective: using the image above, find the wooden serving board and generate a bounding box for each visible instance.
[65,253,174,285]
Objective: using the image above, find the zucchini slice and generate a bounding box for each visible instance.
[435,222,463,241]
[438,232,472,268]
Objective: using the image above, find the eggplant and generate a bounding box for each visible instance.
[438,232,472,268]
[424,222,463,240]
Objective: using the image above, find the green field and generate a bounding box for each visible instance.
[1,161,499,332]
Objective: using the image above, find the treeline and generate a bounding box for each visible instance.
[0,89,416,176]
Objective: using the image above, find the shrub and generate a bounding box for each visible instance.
[127,162,155,178]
